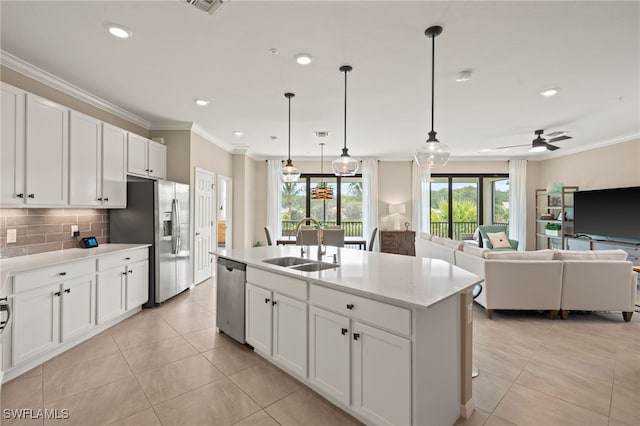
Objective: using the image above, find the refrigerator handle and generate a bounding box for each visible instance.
[175,199,182,253]
[171,199,178,254]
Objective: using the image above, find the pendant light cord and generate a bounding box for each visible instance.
[288,95,292,161]
[430,32,435,134]
[343,68,348,151]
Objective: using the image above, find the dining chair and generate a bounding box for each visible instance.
[296,229,319,245]
[368,227,378,251]
[264,226,273,246]
[326,225,342,229]
[323,229,345,247]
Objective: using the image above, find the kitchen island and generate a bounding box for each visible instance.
[212,245,482,425]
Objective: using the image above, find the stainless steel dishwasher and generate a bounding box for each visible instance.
[216,257,247,344]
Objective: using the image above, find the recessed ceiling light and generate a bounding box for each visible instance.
[295,53,313,65]
[529,146,547,153]
[233,131,244,136]
[270,136,278,141]
[540,88,559,97]
[455,70,472,82]
[194,99,209,107]
[108,24,132,39]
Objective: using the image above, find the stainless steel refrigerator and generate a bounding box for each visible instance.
[110,177,192,306]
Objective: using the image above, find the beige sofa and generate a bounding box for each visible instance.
[415,234,637,321]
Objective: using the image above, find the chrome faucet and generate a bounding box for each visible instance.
[295,217,326,259]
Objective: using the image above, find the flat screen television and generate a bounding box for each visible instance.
[574,186,640,242]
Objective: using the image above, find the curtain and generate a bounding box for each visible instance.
[362,160,379,250]
[508,159,527,250]
[267,160,282,239]
[412,161,431,236]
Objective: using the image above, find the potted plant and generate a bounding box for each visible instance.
[545,222,562,237]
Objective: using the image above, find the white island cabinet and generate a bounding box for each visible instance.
[1,244,150,382]
[215,246,481,426]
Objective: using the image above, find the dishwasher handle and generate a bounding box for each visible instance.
[0,301,12,338]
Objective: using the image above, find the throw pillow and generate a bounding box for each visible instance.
[431,236,448,246]
[442,239,464,250]
[487,231,511,249]
[462,244,489,258]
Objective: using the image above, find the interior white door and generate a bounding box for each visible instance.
[194,168,215,284]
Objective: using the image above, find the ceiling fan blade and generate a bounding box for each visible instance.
[546,144,560,151]
[547,135,572,143]
[496,143,529,149]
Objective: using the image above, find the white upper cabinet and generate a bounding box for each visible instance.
[1,83,26,205]
[101,123,127,207]
[69,111,102,206]
[25,93,69,205]
[127,134,166,180]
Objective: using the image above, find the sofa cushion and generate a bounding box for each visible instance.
[462,244,489,258]
[430,236,448,245]
[441,239,464,250]
[484,249,554,260]
[553,249,628,261]
[487,231,511,249]
[418,232,432,241]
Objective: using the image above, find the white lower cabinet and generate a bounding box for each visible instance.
[245,282,308,378]
[97,267,126,324]
[61,275,96,343]
[308,306,350,404]
[126,260,149,310]
[352,321,411,426]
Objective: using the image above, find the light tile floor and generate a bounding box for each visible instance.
[2,278,639,426]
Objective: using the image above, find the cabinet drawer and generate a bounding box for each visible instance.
[14,259,95,293]
[247,267,307,300]
[98,248,149,271]
[309,284,411,336]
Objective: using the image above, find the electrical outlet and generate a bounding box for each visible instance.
[7,229,17,244]
[71,225,78,237]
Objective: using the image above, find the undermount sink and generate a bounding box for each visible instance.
[262,257,310,267]
[290,262,339,272]
[262,256,339,272]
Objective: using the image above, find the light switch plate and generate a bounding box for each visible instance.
[7,229,17,244]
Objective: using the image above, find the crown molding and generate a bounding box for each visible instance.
[149,121,237,154]
[1,50,151,129]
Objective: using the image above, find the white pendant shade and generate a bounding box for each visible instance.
[332,152,359,176]
[415,140,450,168]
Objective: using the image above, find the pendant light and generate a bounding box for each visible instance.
[414,25,450,168]
[312,143,334,200]
[281,92,301,182]
[332,65,359,176]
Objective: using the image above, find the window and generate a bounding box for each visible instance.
[281,174,363,237]
[429,174,508,239]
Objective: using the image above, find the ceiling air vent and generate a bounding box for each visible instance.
[185,0,228,15]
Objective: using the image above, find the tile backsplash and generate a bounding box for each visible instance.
[0,208,109,258]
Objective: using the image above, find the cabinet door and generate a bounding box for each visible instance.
[101,123,127,207]
[69,111,101,206]
[245,284,272,355]
[126,260,149,310]
[272,293,307,378]
[352,321,411,426]
[308,306,350,404]
[97,267,126,324]
[12,283,60,365]
[25,94,68,205]
[147,140,166,179]
[127,133,148,176]
[61,275,96,342]
[1,83,26,205]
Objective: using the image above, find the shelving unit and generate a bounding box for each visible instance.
[535,186,579,250]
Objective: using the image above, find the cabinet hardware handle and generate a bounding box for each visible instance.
[353,333,360,341]
[122,272,127,276]
[149,169,154,173]
[195,232,200,236]
[0,297,7,302]
[341,328,348,335]
[54,291,61,297]
[104,197,109,202]
[59,272,67,276]
[272,301,277,306]
[124,257,131,260]
[145,169,149,172]
[64,289,71,294]
[346,303,354,310]
[27,194,35,198]
[128,270,133,274]
[16,193,24,198]
[98,197,103,201]
[264,298,270,304]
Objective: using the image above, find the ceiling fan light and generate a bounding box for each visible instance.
[529,146,547,153]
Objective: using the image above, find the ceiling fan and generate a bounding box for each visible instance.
[498,129,572,152]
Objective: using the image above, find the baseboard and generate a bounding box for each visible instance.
[460,398,475,419]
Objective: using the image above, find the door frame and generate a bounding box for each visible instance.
[193,167,216,284]
[218,175,233,250]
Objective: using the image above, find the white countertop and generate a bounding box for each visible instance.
[212,246,482,310]
[0,244,151,294]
